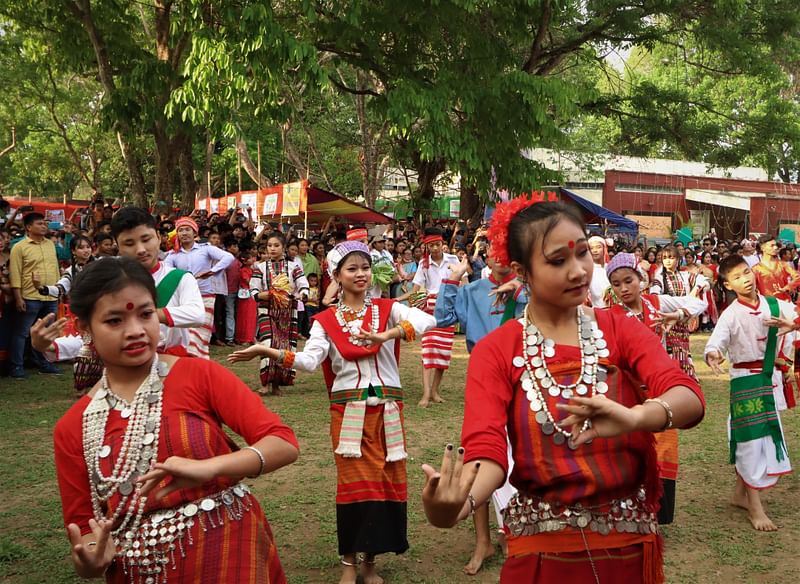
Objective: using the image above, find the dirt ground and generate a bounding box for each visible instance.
[1,333,798,583]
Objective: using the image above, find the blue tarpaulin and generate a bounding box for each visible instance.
[559,188,639,235]
[483,188,639,236]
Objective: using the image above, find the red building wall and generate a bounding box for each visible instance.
[602,170,800,237]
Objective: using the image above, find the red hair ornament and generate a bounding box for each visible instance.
[487,191,558,267]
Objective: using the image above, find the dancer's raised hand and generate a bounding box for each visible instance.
[67,518,115,578]
[421,444,479,528]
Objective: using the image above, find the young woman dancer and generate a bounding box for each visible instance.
[605,252,707,525]
[650,245,709,377]
[420,198,705,584]
[250,232,309,395]
[230,240,435,584]
[50,257,299,583]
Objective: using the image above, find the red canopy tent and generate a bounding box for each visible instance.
[196,180,393,225]
[5,197,88,220]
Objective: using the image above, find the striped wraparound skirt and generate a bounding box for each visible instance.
[421,326,455,370]
[256,301,298,388]
[330,402,408,556]
[186,295,215,359]
[500,544,647,584]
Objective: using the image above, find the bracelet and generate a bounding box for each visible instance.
[86,541,97,548]
[243,446,265,478]
[644,398,673,432]
[397,320,416,342]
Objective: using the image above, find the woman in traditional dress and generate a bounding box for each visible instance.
[419,197,705,584]
[48,257,299,583]
[229,240,435,584]
[683,249,718,330]
[605,253,707,525]
[650,245,708,376]
[250,232,309,395]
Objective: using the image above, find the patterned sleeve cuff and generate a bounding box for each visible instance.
[441,279,461,286]
[282,351,296,369]
[397,320,416,343]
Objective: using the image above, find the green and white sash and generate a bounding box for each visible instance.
[729,295,787,463]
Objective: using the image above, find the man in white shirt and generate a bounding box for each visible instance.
[369,234,396,298]
[399,228,459,407]
[165,216,235,358]
[34,207,205,361]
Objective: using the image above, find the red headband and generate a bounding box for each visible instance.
[346,228,368,241]
[422,235,443,245]
[487,191,558,266]
[175,217,199,234]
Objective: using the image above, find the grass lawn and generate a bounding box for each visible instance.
[1,333,799,583]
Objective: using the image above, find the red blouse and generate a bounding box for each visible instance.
[461,308,704,505]
[53,358,299,534]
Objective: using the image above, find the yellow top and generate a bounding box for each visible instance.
[9,236,60,301]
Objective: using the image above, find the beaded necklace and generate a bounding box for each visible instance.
[623,297,659,326]
[513,307,610,448]
[82,357,169,553]
[266,259,287,285]
[335,296,379,346]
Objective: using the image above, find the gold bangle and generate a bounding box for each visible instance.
[644,398,673,432]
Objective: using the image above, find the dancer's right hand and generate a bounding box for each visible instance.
[67,518,115,578]
[421,444,479,528]
[705,350,726,375]
[30,313,67,353]
[227,345,270,363]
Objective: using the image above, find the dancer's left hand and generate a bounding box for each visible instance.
[652,310,681,332]
[138,456,219,499]
[556,395,640,446]
[352,328,392,347]
[764,315,798,336]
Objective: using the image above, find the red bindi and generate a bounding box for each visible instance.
[126,302,134,311]
[568,240,576,249]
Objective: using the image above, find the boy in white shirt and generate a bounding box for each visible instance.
[705,255,793,532]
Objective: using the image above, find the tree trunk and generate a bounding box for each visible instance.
[178,134,199,210]
[153,125,180,207]
[411,152,446,221]
[459,183,483,223]
[236,138,272,188]
[67,0,147,205]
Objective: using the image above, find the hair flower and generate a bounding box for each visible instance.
[487,191,558,266]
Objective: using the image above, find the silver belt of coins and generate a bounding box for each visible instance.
[118,483,253,584]
[503,487,658,538]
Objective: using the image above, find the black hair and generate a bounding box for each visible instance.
[94,232,114,245]
[507,201,585,274]
[332,251,372,276]
[266,232,287,247]
[287,239,300,248]
[111,207,157,240]
[71,257,157,321]
[661,245,679,258]
[239,250,253,261]
[96,219,111,231]
[758,233,775,245]
[718,254,749,282]
[24,212,45,227]
[223,236,239,249]
[70,235,95,276]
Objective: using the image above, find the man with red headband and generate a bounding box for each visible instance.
[165,215,235,358]
[399,227,459,407]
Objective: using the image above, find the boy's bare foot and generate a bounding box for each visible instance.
[463,540,495,575]
[418,399,430,408]
[731,492,749,510]
[748,508,778,531]
[497,530,508,558]
[271,386,282,396]
[432,394,445,404]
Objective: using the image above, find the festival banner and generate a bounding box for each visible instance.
[282,181,303,217]
[263,192,279,215]
[240,192,257,211]
[209,198,219,213]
